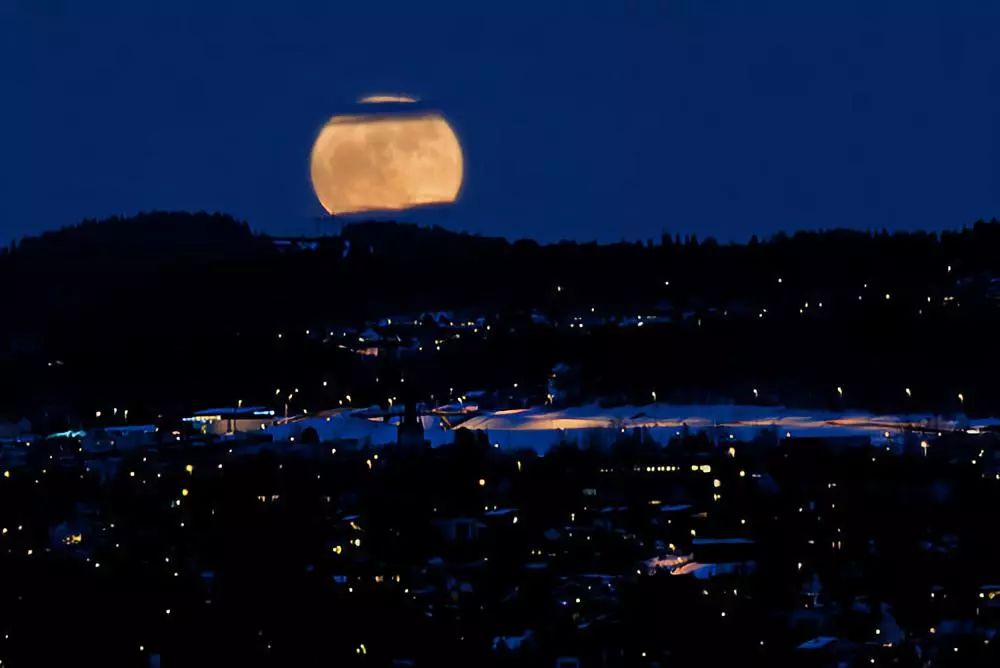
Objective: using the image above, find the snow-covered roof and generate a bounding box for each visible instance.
[797,636,840,650]
[692,537,755,546]
[659,504,693,513]
[191,407,274,418]
[483,508,517,517]
[99,425,158,434]
[671,561,746,579]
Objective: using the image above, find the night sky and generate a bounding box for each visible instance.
[6,0,1000,243]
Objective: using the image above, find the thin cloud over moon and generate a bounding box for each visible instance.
[358,94,419,103]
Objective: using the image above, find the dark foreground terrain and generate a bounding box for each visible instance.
[1,426,999,666]
[3,213,1000,666]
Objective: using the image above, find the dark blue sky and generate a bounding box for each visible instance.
[5,0,1000,242]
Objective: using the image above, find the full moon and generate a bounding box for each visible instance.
[309,99,464,216]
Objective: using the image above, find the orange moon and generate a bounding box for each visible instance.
[309,103,464,216]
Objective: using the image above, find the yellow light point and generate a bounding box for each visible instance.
[3,471,8,479]
[478,478,486,487]
[181,488,189,497]
[713,479,722,488]
[185,464,194,474]
[332,545,343,554]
